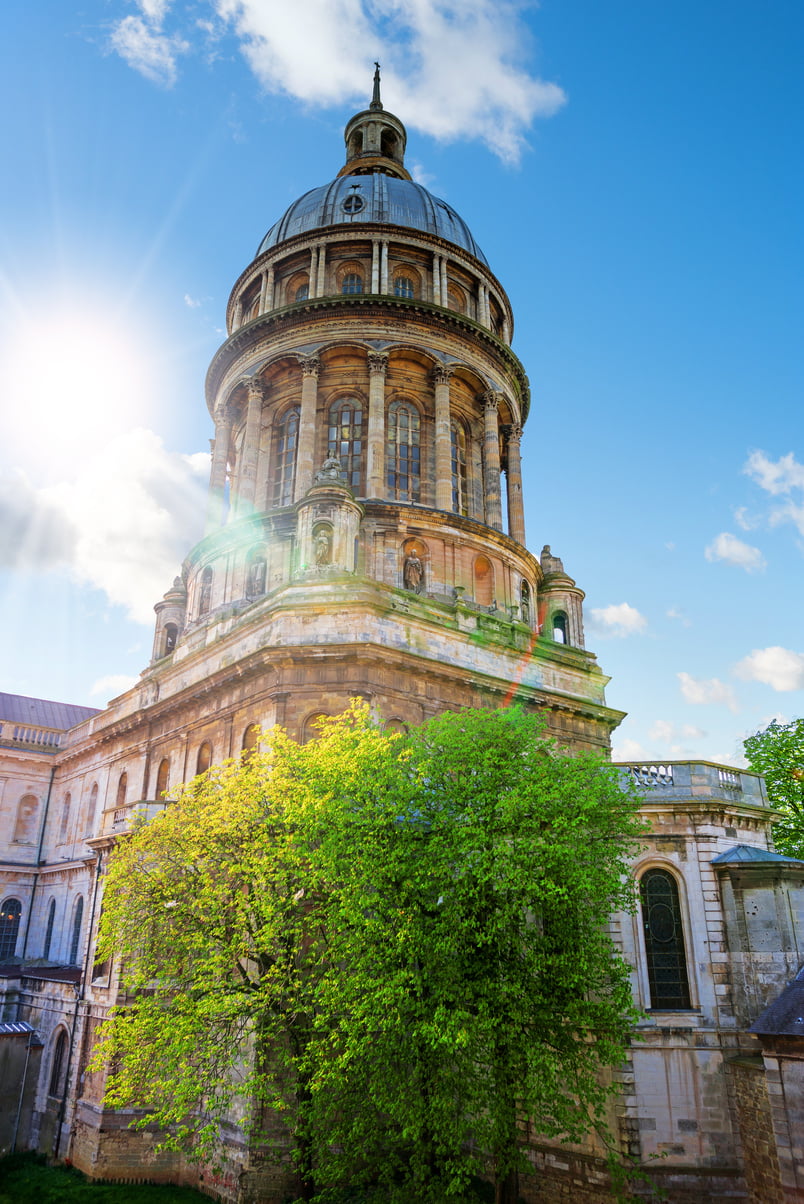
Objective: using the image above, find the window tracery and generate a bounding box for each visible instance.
[328,398,364,492]
[273,407,299,507]
[639,868,691,1009]
[386,400,421,502]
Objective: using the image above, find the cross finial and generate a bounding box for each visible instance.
[370,62,383,111]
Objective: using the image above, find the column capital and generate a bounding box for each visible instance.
[483,389,501,413]
[502,423,523,443]
[367,351,389,375]
[432,364,454,386]
[213,403,233,427]
[246,377,268,402]
[298,353,320,378]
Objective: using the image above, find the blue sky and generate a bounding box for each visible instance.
[1,1,802,766]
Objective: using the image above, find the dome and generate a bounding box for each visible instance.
[256,173,488,266]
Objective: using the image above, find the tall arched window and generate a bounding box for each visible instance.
[386,401,421,502]
[473,556,493,607]
[450,421,467,515]
[341,273,363,295]
[69,896,84,966]
[552,611,568,644]
[273,406,299,507]
[328,399,364,492]
[155,758,170,801]
[58,793,72,843]
[196,742,212,775]
[163,623,178,655]
[115,773,127,809]
[302,713,330,744]
[640,868,691,1010]
[12,794,38,843]
[0,898,22,960]
[198,566,213,616]
[49,1029,68,1097]
[43,898,56,960]
[84,783,98,838]
[241,724,260,764]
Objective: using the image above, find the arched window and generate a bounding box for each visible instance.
[196,742,212,775]
[386,401,421,502]
[198,566,213,616]
[241,724,260,764]
[49,1029,68,1097]
[450,422,468,516]
[12,794,38,843]
[0,898,22,960]
[394,276,415,299]
[115,773,128,809]
[83,782,99,838]
[447,286,464,313]
[58,793,72,843]
[473,556,493,607]
[43,898,56,960]
[163,623,178,655]
[328,399,364,492]
[381,128,397,158]
[302,713,330,744]
[552,611,568,644]
[155,758,170,801]
[295,281,309,302]
[69,896,84,966]
[639,868,691,1010]
[273,406,299,507]
[341,273,363,295]
[520,581,531,625]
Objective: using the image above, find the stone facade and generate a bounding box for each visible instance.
[2,75,804,1202]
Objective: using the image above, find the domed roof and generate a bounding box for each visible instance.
[256,173,488,266]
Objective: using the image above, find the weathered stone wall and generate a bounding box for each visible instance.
[728,1054,783,1204]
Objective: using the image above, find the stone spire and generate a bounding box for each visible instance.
[370,61,382,111]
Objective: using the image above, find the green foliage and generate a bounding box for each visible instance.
[93,703,644,1202]
[0,1152,209,1203]
[744,717,804,858]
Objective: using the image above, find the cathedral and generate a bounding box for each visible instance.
[2,73,804,1203]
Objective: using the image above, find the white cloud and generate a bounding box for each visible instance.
[744,450,804,496]
[184,293,202,308]
[588,603,647,638]
[109,6,189,87]
[666,606,691,627]
[611,737,650,763]
[678,672,739,713]
[704,532,766,573]
[111,1,565,162]
[3,429,208,624]
[648,720,707,745]
[734,647,804,693]
[91,673,140,700]
[734,505,760,531]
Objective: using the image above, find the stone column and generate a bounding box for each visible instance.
[380,241,389,293]
[371,241,380,294]
[233,299,243,329]
[433,365,453,511]
[206,407,232,531]
[504,424,526,544]
[237,378,266,512]
[432,253,442,305]
[259,266,274,314]
[294,355,320,501]
[366,352,388,498]
[316,243,327,296]
[483,391,503,532]
[310,247,319,297]
[441,258,449,305]
[502,317,511,344]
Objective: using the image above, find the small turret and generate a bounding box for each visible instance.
[338,65,411,181]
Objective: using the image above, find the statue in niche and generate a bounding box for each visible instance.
[315,453,344,483]
[403,552,424,594]
[248,558,266,596]
[315,529,332,566]
[520,582,531,624]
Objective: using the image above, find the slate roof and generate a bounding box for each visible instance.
[0,691,100,730]
[750,965,804,1037]
[710,843,804,867]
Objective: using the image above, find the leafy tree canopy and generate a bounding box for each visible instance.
[93,703,644,1203]
[744,717,804,858]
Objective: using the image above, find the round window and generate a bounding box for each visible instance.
[342,194,366,214]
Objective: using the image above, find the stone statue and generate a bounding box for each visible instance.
[315,453,344,483]
[248,559,266,596]
[199,578,212,616]
[315,530,332,566]
[403,552,424,594]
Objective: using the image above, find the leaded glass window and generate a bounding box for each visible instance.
[394,276,414,299]
[450,421,467,515]
[273,407,299,507]
[386,401,421,502]
[640,869,691,1009]
[69,896,84,965]
[341,273,363,295]
[0,898,21,960]
[328,399,364,492]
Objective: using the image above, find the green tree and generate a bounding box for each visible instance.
[93,703,644,1203]
[744,717,804,858]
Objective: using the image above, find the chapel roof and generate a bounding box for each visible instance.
[0,691,100,731]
